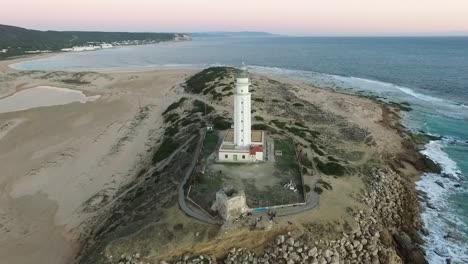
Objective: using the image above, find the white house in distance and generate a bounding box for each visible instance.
[218,64,265,163]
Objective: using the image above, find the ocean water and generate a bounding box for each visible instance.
[12,37,468,263]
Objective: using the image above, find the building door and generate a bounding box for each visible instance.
[233,155,238,161]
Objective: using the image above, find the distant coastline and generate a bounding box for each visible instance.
[0,24,191,60]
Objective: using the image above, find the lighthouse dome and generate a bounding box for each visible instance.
[237,64,248,78]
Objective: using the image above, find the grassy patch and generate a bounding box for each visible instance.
[202,133,219,158]
[274,138,301,179]
[310,143,325,156]
[164,113,179,123]
[181,117,201,127]
[192,100,214,115]
[313,157,345,176]
[164,124,179,136]
[212,116,231,130]
[221,86,232,92]
[61,79,90,85]
[251,124,277,133]
[163,97,187,115]
[186,67,231,94]
[152,138,180,164]
[271,119,286,129]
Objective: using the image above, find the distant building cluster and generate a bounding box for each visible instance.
[0,49,7,53]
[61,43,114,52]
[25,50,52,54]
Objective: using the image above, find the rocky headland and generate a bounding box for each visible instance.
[0,62,439,264]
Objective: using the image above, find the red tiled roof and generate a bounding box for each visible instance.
[250,146,263,155]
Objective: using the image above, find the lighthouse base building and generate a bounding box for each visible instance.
[217,64,265,163]
[218,129,265,162]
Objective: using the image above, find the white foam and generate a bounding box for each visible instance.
[416,140,468,263]
[0,86,100,114]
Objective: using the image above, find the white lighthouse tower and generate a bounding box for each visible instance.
[217,64,265,163]
[233,64,252,148]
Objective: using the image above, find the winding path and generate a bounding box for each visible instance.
[177,129,222,225]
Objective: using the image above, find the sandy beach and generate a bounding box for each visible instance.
[0,57,194,264]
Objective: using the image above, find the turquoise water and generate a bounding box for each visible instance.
[13,37,468,263]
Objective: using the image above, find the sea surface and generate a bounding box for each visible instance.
[13,36,468,263]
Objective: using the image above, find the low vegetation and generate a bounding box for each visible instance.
[192,100,214,115]
[163,97,187,115]
[152,138,180,164]
[185,67,232,94]
[313,157,346,176]
[202,133,219,158]
[212,116,231,130]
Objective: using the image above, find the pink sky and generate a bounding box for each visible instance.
[2,0,468,35]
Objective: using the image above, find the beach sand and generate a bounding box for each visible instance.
[0,57,194,264]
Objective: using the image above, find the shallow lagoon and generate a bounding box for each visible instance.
[0,86,100,114]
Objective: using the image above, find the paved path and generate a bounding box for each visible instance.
[177,129,222,225]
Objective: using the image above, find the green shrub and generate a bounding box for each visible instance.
[221,86,232,92]
[313,157,345,176]
[251,124,277,133]
[271,119,286,129]
[152,138,180,164]
[163,97,187,115]
[186,67,231,94]
[254,116,264,121]
[213,116,231,130]
[310,143,325,156]
[164,113,179,123]
[61,79,90,85]
[253,98,264,102]
[304,184,311,193]
[164,124,179,136]
[192,100,214,115]
[294,121,306,128]
[314,186,323,194]
[181,118,201,126]
[293,102,304,107]
[203,133,219,158]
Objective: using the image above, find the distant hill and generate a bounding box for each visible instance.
[0,24,189,59]
[190,31,280,38]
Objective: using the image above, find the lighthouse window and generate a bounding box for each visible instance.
[225,154,228,159]
[242,155,246,159]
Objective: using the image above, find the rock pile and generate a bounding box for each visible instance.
[113,253,145,264]
[361,169,427,264]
